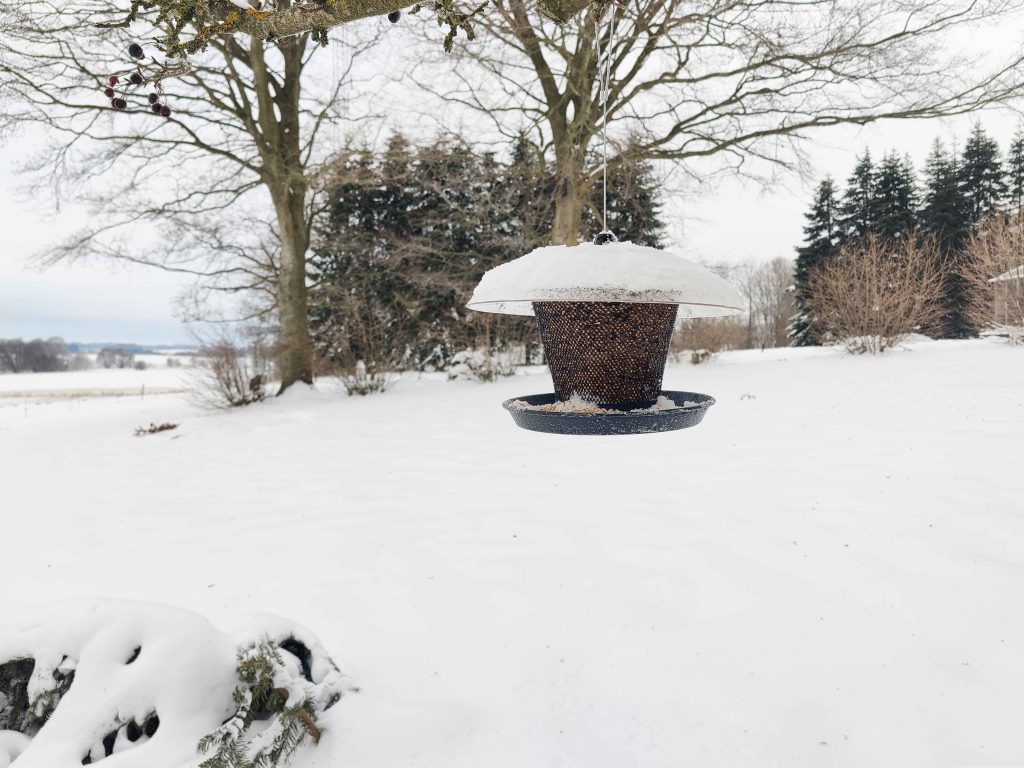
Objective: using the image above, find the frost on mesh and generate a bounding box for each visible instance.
[0,600,346,768]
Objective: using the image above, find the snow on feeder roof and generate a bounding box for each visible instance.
[990,264,1024,283]
[467,240,744,318]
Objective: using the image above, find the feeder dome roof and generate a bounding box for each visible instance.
[467,241,745,318]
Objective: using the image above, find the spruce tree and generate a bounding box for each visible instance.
[581,152,666,247]
[839,151,876,239]
[958,123,1007,223]
[871,152,918,241]
[920,139,971,337]
[791,177,841,346]
[920,140,966,249]
[1007,127,1024,210]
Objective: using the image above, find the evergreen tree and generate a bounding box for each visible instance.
[309,135,667,373]
[790,177,841,346]
[920,140,968,251]
[839,151,876,239]
[1007,127,1024,210]
[920,139,971,337]
[504,134,556,252]
[582,152,666,247]
[871,152,918,241]
[958,123,1007,223]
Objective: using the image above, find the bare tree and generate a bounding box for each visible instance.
[0,0,607,393]
[97,347,136,368]
[0,0,376,391]
[740,257,795,350]
[807,233,947,354]
[417,0,1024,245]
[963,211,1024,341]
[87,0,596,62]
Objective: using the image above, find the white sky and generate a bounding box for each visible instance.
[1,17,1022,346]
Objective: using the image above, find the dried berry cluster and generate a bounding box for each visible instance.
[103,42,172,118]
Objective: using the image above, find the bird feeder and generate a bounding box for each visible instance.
[467,237,744,435]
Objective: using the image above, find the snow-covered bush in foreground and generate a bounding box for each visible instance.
[0,600,345,768]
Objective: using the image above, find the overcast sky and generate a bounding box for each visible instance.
[1,18,1022,346]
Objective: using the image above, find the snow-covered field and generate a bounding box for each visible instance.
[2,339,1023,767]
[0,366,189,400]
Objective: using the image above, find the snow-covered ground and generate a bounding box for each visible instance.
[0,366,189,400]
[2,339,1023,767]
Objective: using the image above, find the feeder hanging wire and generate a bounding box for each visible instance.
[595,1,618,234]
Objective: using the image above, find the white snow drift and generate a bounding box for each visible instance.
[0,600,345,768]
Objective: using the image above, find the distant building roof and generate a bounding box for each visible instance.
[990,265,1024,283]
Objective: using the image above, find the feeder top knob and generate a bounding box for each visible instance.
[593,230,618,246]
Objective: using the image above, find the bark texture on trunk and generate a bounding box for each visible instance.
[551,182,583,246]
[251,33,315,391]
[550,147,589,245]
[275,193,314,389]
[205,0,594,43]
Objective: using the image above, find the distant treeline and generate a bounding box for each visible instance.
[0,339,144,373]
[792,123,1024,344]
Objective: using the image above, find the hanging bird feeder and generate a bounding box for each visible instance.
[465,3,741,435]
[467,234,744,435]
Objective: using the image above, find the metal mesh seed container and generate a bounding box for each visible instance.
[467,239,744,433]
[533,300,677,408]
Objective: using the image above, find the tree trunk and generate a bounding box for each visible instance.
[275,189,314,391]
[250,33,315,392]
[551,157,587,246]
[552,186,582,245]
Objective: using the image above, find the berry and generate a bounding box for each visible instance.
[128,43,144,59]
[108,75,119,86]
[129,72,144,85]
[593,231,618,245]
[151,102,162,114]
[111,98,128,111]
[148,92,159,104]
[104,87,115,99]
[387,10,401,22]
[159,105,171,118]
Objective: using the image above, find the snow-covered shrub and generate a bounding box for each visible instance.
[341,360,392,396]
[0,600,346,768]
[446,348,517,382]
[807,233,947,355]
[191,329,274,408]
[197,638,338,768]
[671,317,746,360]
[963,212,1024,338]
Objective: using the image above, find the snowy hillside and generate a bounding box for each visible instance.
[2,339,1023,767]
